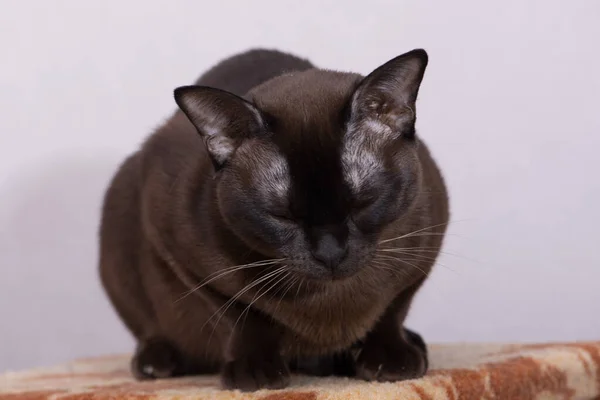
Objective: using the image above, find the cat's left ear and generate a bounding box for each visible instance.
[350,49,428,136]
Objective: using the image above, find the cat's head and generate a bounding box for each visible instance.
[174,49,428,280]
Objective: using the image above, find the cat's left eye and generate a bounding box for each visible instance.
[352,196,378,214]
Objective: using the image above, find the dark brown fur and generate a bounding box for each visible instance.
[99,49,449,391]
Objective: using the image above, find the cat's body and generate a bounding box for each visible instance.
[100,49,449,390]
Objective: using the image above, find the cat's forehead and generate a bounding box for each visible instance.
[248,70,361,159]
[249,69,361,117]
[239,70,393,212]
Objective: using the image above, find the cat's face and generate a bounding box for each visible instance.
[175,49,428,280]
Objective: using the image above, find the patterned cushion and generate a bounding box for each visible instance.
[1,342,599,399]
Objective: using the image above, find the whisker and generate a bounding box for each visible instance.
[410,232,454,237]
[378,249,457,268]
[375,254,430,277]
[266,272,293,303]
[204,266,289,347]
[176,258,286,302]
[378,249,441,262]
[234,271,291,334]
[378,217,475,246]
[378,247,480,266]
[379,246,441,251]
[295,277,304,299]
[378,221,452,244]
[235,272,288,337]
[273,275,298,316]
[203,265,288,332]
[386,253,458,274]
[370,260,411,281]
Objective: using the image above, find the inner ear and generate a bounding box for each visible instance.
[350,49,428,134]
[174,85,266,170]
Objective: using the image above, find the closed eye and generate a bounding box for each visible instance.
[352,196,378,214]
[269,212,296,224]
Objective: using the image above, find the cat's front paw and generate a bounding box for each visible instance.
[131,338,185,380]
[221,353,291,391]
[355,336,427,382]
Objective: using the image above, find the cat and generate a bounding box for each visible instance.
[99,48,449,391]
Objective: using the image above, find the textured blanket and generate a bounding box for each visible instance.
[1,342,599,399]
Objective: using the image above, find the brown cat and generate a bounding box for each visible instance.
[99,48,449,391]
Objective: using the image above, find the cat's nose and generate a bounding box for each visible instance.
[312,234,348,270]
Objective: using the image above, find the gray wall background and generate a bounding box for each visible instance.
[1,0,598,372]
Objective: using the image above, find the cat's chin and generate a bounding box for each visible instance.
[288,264,361,283]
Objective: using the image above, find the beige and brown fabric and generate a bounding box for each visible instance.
[1,342,599,399]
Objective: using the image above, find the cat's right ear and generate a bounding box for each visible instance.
[174,86,266,170]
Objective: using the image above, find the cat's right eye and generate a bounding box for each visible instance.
[269,213,296,224]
